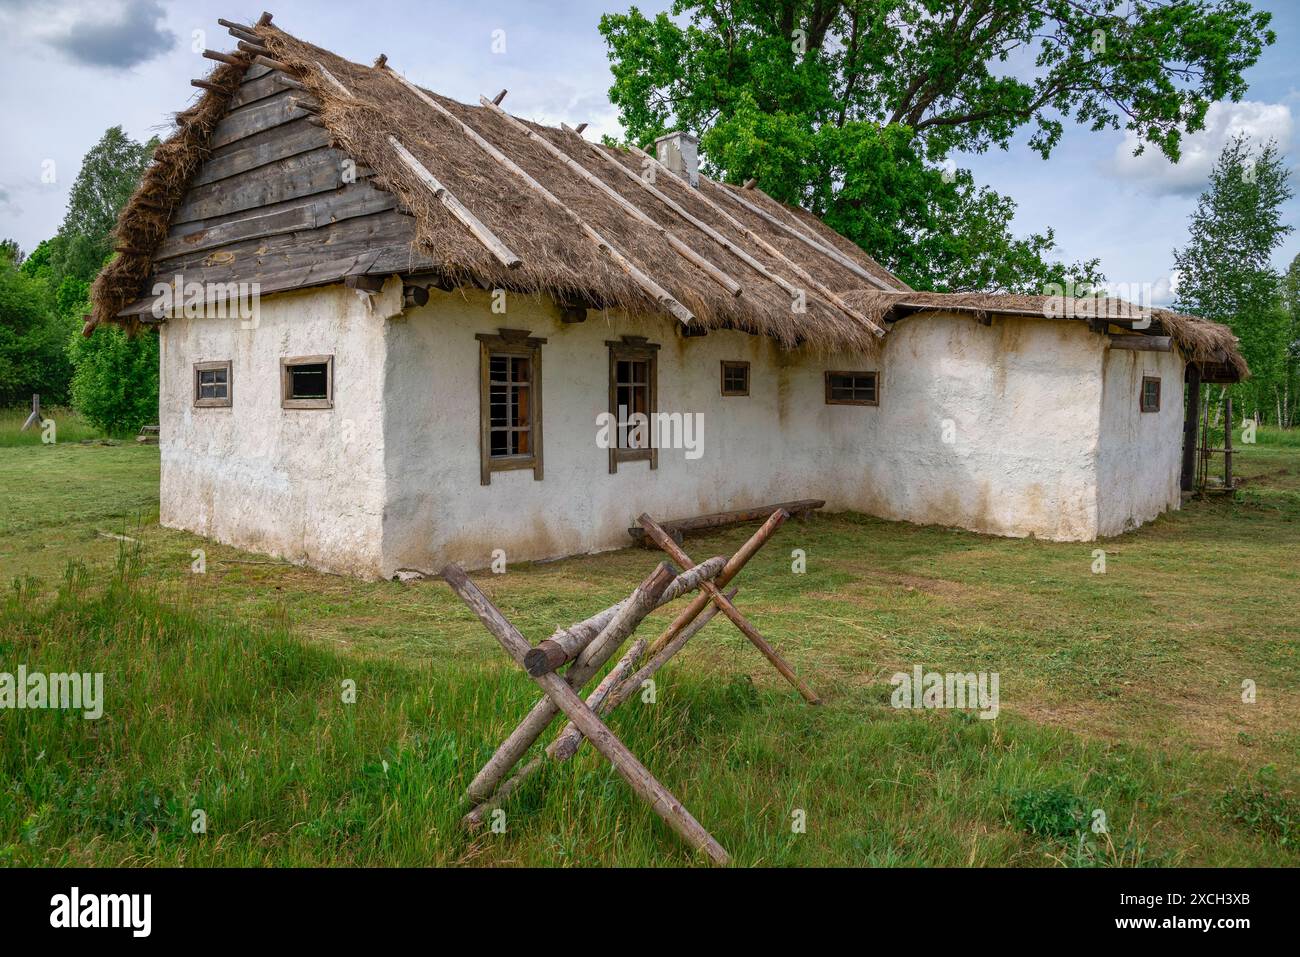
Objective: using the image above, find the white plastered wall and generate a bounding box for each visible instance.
[159,283,1187,579]
[380,291,1115,576]
[158,280,403,576]
[1095,342,1187,536]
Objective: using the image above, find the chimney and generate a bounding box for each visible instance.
[654,131,699,187]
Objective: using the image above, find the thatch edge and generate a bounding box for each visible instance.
[85,58,249,336]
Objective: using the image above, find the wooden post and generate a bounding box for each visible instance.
[525,563,674,676]
[1224,394,1234,490]
[644,508,789,659]
[639,514,820,705]
[553,587,738,761]
[441,564,729,865]
[20,394,41,432]
[462,558,725,803]
[464,588,736,828]
[1181,363,1201,492]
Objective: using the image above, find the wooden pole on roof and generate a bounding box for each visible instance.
[629,144,887,337]
[476,96,706,322]
[564,124,811,303]
[371,62,698,324]
[714,181,895,291]
[386,136,523,269]
[313,62,523,270]
[202,49,245,67]
[480,116,742,298]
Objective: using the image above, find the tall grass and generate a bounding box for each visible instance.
[0,406,103,447]
[3,547,1293,867]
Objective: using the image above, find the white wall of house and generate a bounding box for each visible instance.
[1095,342,1186,536]
[158,281,401,576]
[158,282,1189,579]
[380,290,1119,576]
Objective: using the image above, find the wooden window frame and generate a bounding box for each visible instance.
[607,335,660,474]
[825,370,879,406]
[478,329,546,485]
[1140,375,1161,413]
[720,360,750,397]
[193,360,232,408]
[281,355,334,410]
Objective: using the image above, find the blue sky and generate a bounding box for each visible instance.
[0,0,1295,303]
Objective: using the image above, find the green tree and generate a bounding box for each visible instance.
[1277,253,1300,427]
[599,0,1273,291]
[50,126,157,285]
[67,324,159,437]
[0,256,75,406]
[1173,136,1293,422]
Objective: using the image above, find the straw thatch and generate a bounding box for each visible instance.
[843,289,1249,381]
[87,19,1247,379]
[88,58,247,335]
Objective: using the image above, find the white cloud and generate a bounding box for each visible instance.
[1110,100,1293,196]
[0,0,176,69]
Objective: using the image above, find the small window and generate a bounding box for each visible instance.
[281,356,333,409]
[194,361,232,408]
[608,336,659,473]
[721,360,750,397]
[825,370,878,406]
[478,330,545,484]
[1140,375,1161,413]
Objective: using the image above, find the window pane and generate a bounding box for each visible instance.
[486,350,533,459]
[288,363,328,399]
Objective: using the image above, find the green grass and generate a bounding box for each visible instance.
[0,406,105,447]
[1,432,1297,867]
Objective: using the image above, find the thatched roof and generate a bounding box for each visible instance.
[88,16,1247,380]
[843,290,1249,381]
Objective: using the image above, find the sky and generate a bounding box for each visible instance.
[0,0,1296,305]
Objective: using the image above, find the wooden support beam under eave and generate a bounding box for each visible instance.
[1109,335,1173,352]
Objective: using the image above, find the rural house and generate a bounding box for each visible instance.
[87,14,1248,579]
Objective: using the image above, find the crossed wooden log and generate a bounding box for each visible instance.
[440,507,819,865]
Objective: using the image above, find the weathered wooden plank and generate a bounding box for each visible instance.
[243,62,272,82]
[118,247,397,319]
[1109,335,1173,352]
[191,118,331,187]
[629,498,824,544]
[155,208,410,277]
[172,147,361,224]
[209,90,308,150]
[229,70,299,110]
[158,186,398,260]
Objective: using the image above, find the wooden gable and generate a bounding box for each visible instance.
[122,63,423,319]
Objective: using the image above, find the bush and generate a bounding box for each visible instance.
[66,324,159,437]
[0,259,75,406]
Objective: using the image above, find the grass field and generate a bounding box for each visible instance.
[1,422,1297,867]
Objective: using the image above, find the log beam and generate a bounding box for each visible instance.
[441,564,729,865]
[639,514,820,705]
